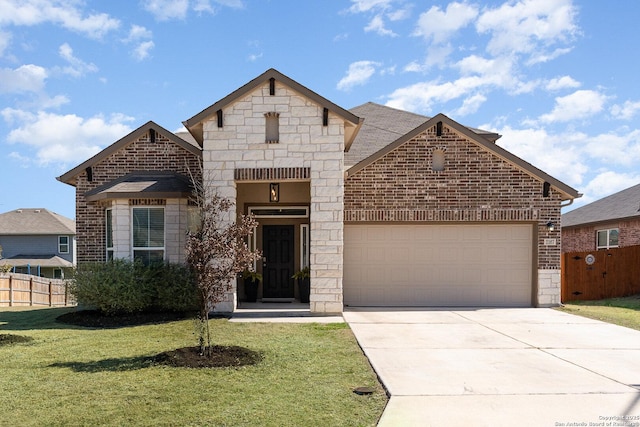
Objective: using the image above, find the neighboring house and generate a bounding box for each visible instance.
[58,68,580,313]
[562,182,640,253]
[0,208,76,279]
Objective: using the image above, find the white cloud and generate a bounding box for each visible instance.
[133,41,155,61]
[56,43,98,77]
[348,0,394,14]
[126,25,153,42]
[452,93,486,116]
[143,0,190,21]
[493,125,588,188]
[2,109,134,165]
[0,64,47,94]
[545,75,580,91]
[365,14,397,37]
[414,2,478,44]
[337,60,381,91]
[579,171,640,205]
[123,25,154,61]
[476,0,578,59]
[610,100,640,120]
[584,130,640,167]
[142,0,242,20]
[0,0,120,38]
[539,89,607,123]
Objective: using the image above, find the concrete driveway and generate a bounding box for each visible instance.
[344,308,640,427]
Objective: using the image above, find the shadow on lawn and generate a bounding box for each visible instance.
[49,355,156,373]
[0,307,82,331]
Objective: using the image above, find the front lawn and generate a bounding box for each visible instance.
[0,307,386,426]
[558,294,640,331]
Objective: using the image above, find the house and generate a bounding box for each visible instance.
[58,68,580,313]
[562,182,640,253]
[0,208,76,279]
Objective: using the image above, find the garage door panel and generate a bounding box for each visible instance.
[344,224,532,307]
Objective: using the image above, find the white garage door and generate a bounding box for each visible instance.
[343,224,533,307]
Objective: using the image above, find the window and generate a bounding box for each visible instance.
[106,209,114,261]
[596,228,618,250]
[132,207,165,265]
[58,236,69,254]
[265,112,279,143]
[54,268,63,279]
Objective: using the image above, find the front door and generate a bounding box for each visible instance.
[262,225,295,299]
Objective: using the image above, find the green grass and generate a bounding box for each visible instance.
[0,307,387,427]
[558,294,640,331]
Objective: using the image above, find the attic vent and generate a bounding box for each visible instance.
[543,181,551,198]
[269,78,275,95]
[217,109,223,128]
[85,167,93,182]
[34,209,41,213]
[323,108,329,126]
[436,121,443,137]
[149,129,156,143]
[265,112,280,143]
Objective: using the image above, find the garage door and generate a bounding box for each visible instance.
[343,224,533,307]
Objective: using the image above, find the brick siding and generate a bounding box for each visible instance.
[74,131,201,263]
[344,123,563,270]
[562,217,640,253]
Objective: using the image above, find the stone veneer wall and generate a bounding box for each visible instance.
[201,82,345,313]
[74,131,201,263]
[344,123,563,306]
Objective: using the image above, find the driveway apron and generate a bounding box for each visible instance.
[344,308,640,427]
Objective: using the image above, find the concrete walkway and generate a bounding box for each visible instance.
[344,307,640,427]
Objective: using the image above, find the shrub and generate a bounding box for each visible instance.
[70,260,198,315]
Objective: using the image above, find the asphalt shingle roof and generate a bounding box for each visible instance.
[0,208,75,235]
[562,182,640,227]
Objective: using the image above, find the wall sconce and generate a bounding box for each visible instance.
[269,183,280,202]
[546,222,555,232]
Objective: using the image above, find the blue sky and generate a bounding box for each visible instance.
[1,0,639,220]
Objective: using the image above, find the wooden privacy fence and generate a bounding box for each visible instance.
[561,245,640,302]
[0,273,74,307]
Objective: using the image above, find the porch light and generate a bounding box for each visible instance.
[546,222,555,232]
[269,183,280,202]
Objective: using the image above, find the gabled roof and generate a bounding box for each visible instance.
[85,171,194,202]
[346,111,580,202]
[183,68,363,150]
[562,182,640,227]
[57,121,201,187]
[346,103,500,167]
[0,208,75,235]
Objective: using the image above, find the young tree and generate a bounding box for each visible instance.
[186,178,261,356]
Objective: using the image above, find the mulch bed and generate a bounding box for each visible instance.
[154,345,263,368]
[55,310,261,368]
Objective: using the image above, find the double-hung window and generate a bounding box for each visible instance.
[596,228,619,250]
[58,236,69,254]
[132,207,165,265]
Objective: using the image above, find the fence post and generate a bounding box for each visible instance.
[29,277,33,306]
[9,275,13,307]
[49,281,53,307]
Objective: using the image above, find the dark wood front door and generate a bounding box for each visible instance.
[262,225,295,299]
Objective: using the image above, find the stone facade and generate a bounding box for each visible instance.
[201,82,345,313]
[344,122,563,306]
[74,130,201,263]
